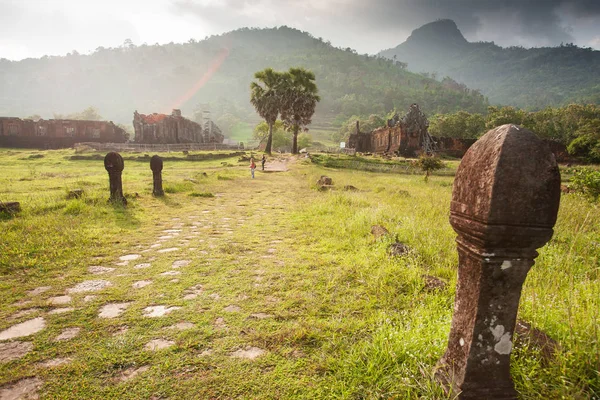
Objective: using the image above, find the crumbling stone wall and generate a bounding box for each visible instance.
[0,117,127,149]
[133,109,224,144]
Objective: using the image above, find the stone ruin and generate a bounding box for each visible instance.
[436,124,560,398]
[133,109,224,145]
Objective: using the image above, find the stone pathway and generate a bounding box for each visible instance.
[0,169,300,397]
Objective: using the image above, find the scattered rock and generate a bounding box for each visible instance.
[158,247,180,253]
[422,275,448,291]
[172,260,191,268]
[48,295,72,305]
[0,318,46,340]
[317,176,333,186]
[158,235,174,240]
[112,326,129,336]
[132,280,152,289]
[83,295,97,303]
[27,286,51,296]
[67,280,112,293]
[88,266,115,275]
[199,349,213,357]
[343,185,359,191]
[116,365,150,382]
[213,317,227,330]
[54,327,81,341]
[98,303,132,319]
[371,225,389,239]
[0,341,33,362]
[389,242,411,256]
[223,305,241,313]
[119,254,141,261]
[134,263,151,269]
[67,189,84,199]
[0,201,21,214]
[38,357,71,368]
[209,293,221,300]
[143,306,181,318]
[560,184,572,194]
[145,339,175,351]
[0,377,43,400]
[515,320,559,363]
[230,346,266,360]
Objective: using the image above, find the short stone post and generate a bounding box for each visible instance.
[435,124,560,399]
[150,155,164,196]
[104,152,127,205]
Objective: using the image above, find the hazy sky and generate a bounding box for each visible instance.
[1,0,599,60]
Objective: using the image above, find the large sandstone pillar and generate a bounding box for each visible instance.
[436,124,560,399]
[104,152,127,205]
[150,155,164,197]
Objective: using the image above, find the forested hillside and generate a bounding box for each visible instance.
[0,26,488,137]
[379,20,600,109]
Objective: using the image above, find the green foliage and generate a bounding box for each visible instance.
[54,106,104,121]
[253,121,291,151]
[188,191,214,198]
[570,168,600,201]
[334,114,385,142]
[415,155,445,182]
[297,133,312,149]
[429,111,485,138]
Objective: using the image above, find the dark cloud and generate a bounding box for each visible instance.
[171,0,600,51]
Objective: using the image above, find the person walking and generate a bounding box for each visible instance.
[261,154,266,171]
[250,157,256,179]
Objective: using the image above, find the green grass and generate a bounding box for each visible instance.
[0,148,598,399]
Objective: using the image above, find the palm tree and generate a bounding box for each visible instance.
[250,68,284,155]
[280,68,320,154]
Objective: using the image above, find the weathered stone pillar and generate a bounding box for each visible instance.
[104,152,127,205]
[150,155,164,196]
[436,124,560,399]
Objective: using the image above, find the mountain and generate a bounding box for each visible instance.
[0,26,488,139]
[379,19,600,109]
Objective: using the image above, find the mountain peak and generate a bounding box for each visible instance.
[405,19,468,48]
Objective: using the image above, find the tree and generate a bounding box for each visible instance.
[415,155,445,183]
[253,121,290,151]
[250,68,285,155]
[280,68,320,154]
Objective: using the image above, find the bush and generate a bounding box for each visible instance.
[415,155,445,182]
[570,168,600,201]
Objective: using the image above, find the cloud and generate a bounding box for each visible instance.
[170,0,600,51]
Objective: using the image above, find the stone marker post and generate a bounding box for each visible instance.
[150,155,164,197]
[436,124,560,399]
[104,152,127,205]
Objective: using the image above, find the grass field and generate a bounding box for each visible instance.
[0,148,598,399]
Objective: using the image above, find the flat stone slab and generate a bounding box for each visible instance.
[26,286,51,296]
[88,266,115,275]
[159,271,181,276]
[117,365,149,382]
[38,357,72,368]
[145,339,175,351]
[48,308,74,315]
[98,303,132,319]
[162,229,182,233]
[8,309,41,321]
[0,377,43,399]
[172,260,191,268]
[168,322,195,331]
[83,295,97,303]
[158,235,175,240]
[132,280,152,289]
[0,341,33,362]
[250,313,273,320]
[230,346,266,360]
[134,263,151,269]
[157,247,180,253]
[54,327,80,341]
[0,317,46,340]
[209,293,221,300]
[48,295,72,305]
[67,280,112,293]
[223,305,241,313]
[183,285,203,300]
[143,306,181,318]
[119,254,141,261]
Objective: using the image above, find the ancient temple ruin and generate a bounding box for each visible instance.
[133,109,224,144]
[0,117,127,149]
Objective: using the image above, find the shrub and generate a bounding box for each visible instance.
[570,168,600,201]
[415,155,445,182]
